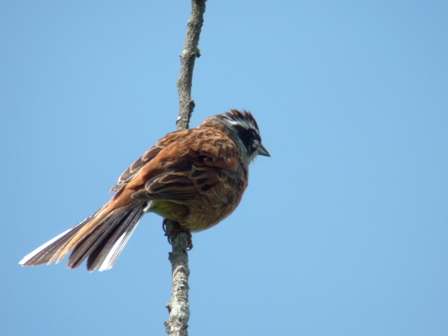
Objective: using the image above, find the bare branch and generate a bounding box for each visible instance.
[165,1,206,335]
[164,221,191,336]
[176,0,206,131]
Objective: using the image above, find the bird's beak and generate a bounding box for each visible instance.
[258,143,270,157]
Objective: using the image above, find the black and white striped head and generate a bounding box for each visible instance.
[211,109,270,164]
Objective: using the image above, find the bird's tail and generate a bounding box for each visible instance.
[19,200,146,272]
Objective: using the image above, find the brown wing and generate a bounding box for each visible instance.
[129,127,245,202]
[109,129,193,193]
[141,160,225,201]
[110,146,163,193]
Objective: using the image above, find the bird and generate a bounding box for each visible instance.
[19,109,270,272]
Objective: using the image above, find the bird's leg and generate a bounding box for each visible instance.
[163,219,193,250]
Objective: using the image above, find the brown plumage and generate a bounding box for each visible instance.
[19,110,269,271]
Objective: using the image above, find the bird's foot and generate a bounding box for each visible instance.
[163,219,193,250]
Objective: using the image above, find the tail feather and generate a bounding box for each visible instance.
[19,212,97,266]
[19,202,146,271]
[67,208,128,269]
[87,204,144,271]
[69,203,144,271]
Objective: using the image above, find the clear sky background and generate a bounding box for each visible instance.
[1,1,447,335]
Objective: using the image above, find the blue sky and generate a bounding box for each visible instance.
[1,1,447,335]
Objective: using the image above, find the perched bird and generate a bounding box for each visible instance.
[19,109,269,272]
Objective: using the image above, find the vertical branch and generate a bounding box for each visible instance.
[164,220,191,336]
[176,0,206,131]
[165,1,206,336]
